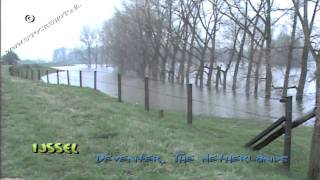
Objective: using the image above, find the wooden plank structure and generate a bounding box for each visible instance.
[245,116,286,148]
[245,108,316,151]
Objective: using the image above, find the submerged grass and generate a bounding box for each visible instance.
[1,67,313,180]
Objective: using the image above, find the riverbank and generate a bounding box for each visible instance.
[1,67,313,180]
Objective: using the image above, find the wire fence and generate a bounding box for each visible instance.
[9,67,316,124]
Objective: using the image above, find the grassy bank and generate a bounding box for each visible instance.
[1,67,313,180]
[9,64,56,78]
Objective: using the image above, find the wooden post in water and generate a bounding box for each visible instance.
[94,71,97,90]
[79,71,82,87]
[144,77,149,112]
[281,96,292,169]
[187,84,192,125]
[117,74,122,102]
[67,70,70,86]
[38,70,41,81]
[56,70,59,85]
[46,70,49,84]
[216,66,221,90]
[159,110,164,118]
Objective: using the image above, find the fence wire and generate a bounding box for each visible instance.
[12,68,316,121]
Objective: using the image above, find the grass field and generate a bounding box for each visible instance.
[1,67,314,180]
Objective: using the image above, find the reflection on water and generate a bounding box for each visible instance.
[43,65,315,125]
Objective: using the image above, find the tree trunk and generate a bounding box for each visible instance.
[265,0,272,99]
[197,42,208,88]
[169,46,179,83]
[216,66,221,90]
[223,71,227,90]
[186,33,195,84]
[186,10,197,85]
[245,15,259,95]
[296,40,309,101]
[232,30,247,91]
[308,53,320,180]
[283,2,298,97]
[179,25,189,84]
[223,27,239,90]
[199,60,205,88]
[296,0,310,102]
[245,44,255,95]
[232,0,248,91]
[207,22,217,87]
[254,47,264,97]
[160,58,167,81]
[195,69,199,86]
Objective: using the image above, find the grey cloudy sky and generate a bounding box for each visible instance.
[1,0,318,62]
[1,0,122,61]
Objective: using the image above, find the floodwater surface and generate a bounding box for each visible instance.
[43,65,316,125]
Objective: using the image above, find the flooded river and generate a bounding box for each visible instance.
[42,65,316,124]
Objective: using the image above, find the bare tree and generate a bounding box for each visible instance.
[292,0,320,179]
[80,26,96,68]
[52,47,67,62]
[296,0,319,101]
[264,0,272,98]
[245,0,264,95]
[223,0,249,91]
[282,0,299,97]
[202,0,224,87]
[222,22,240,90]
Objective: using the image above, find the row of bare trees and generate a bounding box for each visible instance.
[93,0,320,179]
[96,0,318,101]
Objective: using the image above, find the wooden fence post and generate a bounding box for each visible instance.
[187,84,193,125]
[281,96,292,169]
[25,70,28,79]
[56,70,59,85]
[145,77,149,111]
[94,71,97,90]
[216,66,221,89]
[67,70,70,86]
[46,70,49,84]
[79,71,82,87]
[159,110,164,118]
[38,70,41,81]
[31,70,34,80]
[118,74,122,102]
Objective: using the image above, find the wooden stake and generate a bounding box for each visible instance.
[79,71,82,87]
[118,74,122,102]
[145,77,149,111]
[187,84,192,125]
[282,96,292,169]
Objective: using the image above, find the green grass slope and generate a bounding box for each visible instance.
[1,68,313,180]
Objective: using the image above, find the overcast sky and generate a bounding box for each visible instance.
[1,0,122,61]
[1,0,318,62]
